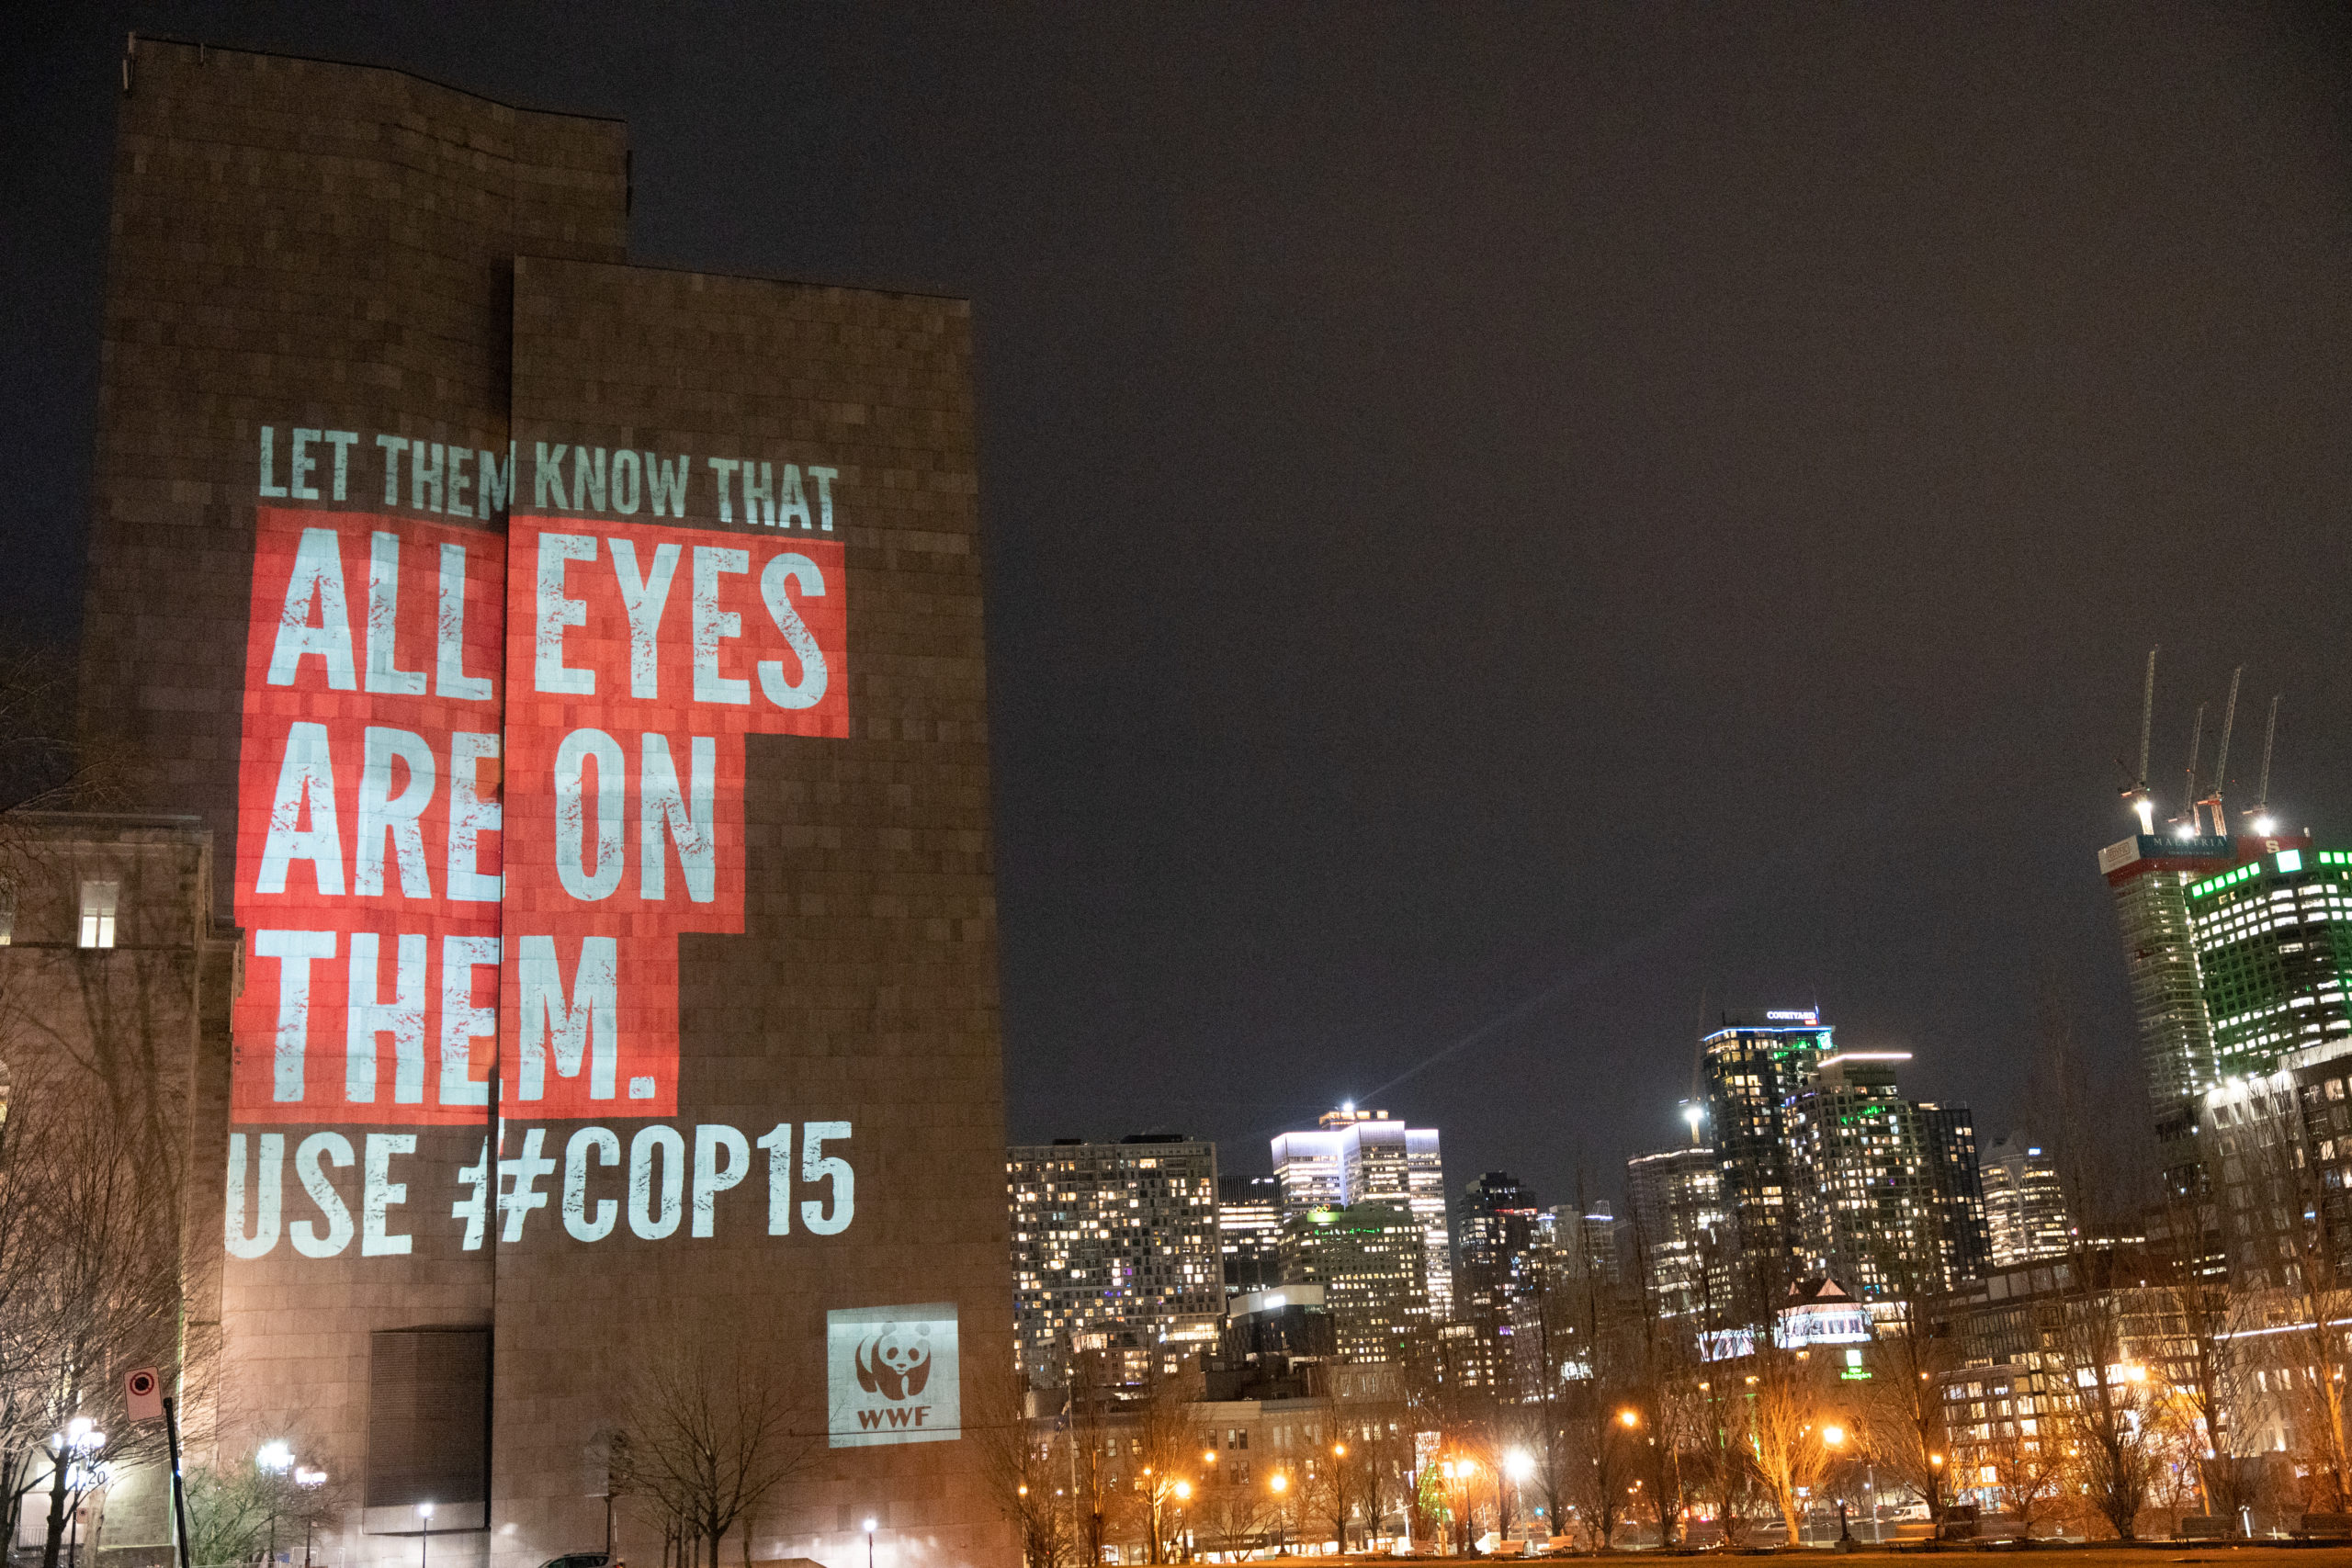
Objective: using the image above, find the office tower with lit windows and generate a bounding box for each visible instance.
[1453,1172,1540,1393]
[1270,1106,1454,1319]
[1006,1134,1224,1383]
[1979,1134,2071,1266]
[1455,1171,1540,1323]
[1278,1201,1430,1364]
[1625,1145,1725,1324]
[1698,1009,1830,1319]
[1218,1173,1284,1296]
[1783,1052,1951,1302]
[2188,846,2352,1083]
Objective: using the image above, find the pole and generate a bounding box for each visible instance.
[162,1397,193,1568]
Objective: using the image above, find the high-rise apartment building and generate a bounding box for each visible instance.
[1269,1107,1453,1318]
[1279,1201,1430,1364]
[1783,1053,1952,1302]
[1979,1134,2071,1267]
[1217,1174,1283,1296]
[1007,1135,1223,1383]
[1624,1145,1725,1324]
[2200,1039,2352,1291]
[1698,1010,1829,1319]
[2188,846,2352,1083]
[1917,1100,1993,1285]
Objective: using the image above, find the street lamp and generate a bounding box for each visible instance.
[1820,1427,1850,1543]
[1330,1443,1349,1551]
[54,1422,107,1568]
[1174,1481,1193,1562]
[1270,1470,1290,1556]
[865,1517,877,1568]
[257,1441,296,1566]
[296,1469,327,1568]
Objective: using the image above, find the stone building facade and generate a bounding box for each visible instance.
[62,36,1014,1568]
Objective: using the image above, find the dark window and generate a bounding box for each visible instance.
[367,1326,491,1509]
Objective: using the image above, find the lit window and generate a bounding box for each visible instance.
[78,881,119,950]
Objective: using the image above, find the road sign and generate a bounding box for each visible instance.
[125,1367,163,1421]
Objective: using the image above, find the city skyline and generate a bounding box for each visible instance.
[6,9,2352,1560]
[8,8,2352,1211]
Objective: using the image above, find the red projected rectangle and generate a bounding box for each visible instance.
[231,506,848,1124]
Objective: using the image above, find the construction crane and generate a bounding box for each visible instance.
[2121,647,2158,834]
[2180,703,2205,839]
[2246,694,2281,837]
[2200,666,2244,835]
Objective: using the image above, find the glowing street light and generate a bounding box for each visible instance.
[1505,1450,1534,1483]
[294,1467,328,1568]
[1822,1425,1845,1448]
[864,1517,877,1568]
[417,1502,434,1568]
[1618,1409,1640,1429]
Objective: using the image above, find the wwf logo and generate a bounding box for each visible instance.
[854,1323,933,1402]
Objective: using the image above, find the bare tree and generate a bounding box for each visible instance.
[1335,1377,1409,1548]
[1962,1388,2066,1536]
[0,641,130,824]
[611,1342,818,1568]
[1854,1294,1958,1527]
[1128,1376,1207,1564]
[1686,1366,1764,1547]
[975,1369,1070,1568]
[2148,1201,2257,1523]
[1625,1289,1701,1546]
[1062,1353,1116,1568]
[181,1452,349,1567]
[2034,983,2165,1540]
[1193,1465,1272,1561]
[0,1064,183,1568]
[1744,1344,1829,1544]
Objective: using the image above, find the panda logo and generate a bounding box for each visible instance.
[854,1323,933,1401]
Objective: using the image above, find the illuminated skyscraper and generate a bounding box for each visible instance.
[1007,1134,1224,1383]
[1698,1009,1829,1319]
[2098,832,2248,1108]
[1218,1173,1283,1296]
[1270,1106,1453,1318]
[2187,846,2352,1083]
[1979,1134,2071,1266]
[1917,1100,1993,1284]
[1279,1201,1430,1364]
[1453,1172,1540,1393]
[1783,1052,1951,1302]
[1624,1145,1724,1324]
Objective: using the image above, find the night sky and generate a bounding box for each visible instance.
[7,6,2351,1213]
